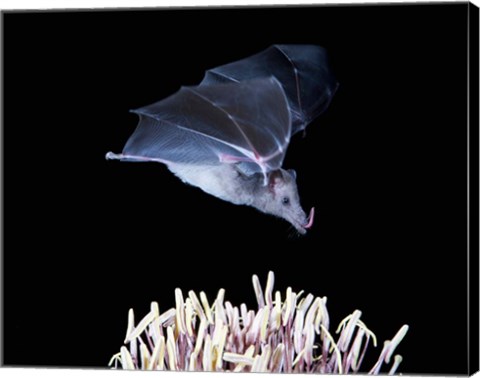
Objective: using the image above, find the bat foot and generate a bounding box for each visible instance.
[106,152,123,160]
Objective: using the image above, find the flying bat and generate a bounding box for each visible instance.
[107,45,338,234]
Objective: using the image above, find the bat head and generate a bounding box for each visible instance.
[260,169,314,234]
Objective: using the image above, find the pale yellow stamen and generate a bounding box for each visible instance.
[270,343,285,372]
[188,352,197,371]
[214,325,228,370]
[202,334,213,371]
[185,298,194,337]
[259,344,272,372]
[260,306,270,342]
[385,325,409,363]
[166,326,177,370]
[200,291,214,325]
[298,293,314,314]
[189,290,206,321]
[356,319,378,347]
[320,324,343,374]
[251,354,262,372]
[252,274,265,307]
[139,343,150,369]
[175,288,186,335]
[120,346,134,370]
[148,335,165,370]
[214,288,227,325]
[126,309,156,343]
[194,317,207,355]
[264,271,275,307]
[282,287,293,326]
[388,355,403,375]
[229,345,255,372]
[124,309,134,343]
[151,301,159,318]
[304,297,321,335]
[224,350,254,365]
[337,310,362,352]
[108,352,121,368]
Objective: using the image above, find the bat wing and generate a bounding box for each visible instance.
[200,44,338,135]
[108,77,291,178]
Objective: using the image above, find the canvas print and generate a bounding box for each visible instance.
[2,2,479,376]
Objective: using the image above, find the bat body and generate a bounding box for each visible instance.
[107,45,338,234]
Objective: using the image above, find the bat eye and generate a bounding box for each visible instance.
[282,197,290,206]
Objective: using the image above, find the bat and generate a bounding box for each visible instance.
[107,45,338,234]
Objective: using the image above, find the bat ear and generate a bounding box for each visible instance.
[268,170,284,193]
[288,169,297,180]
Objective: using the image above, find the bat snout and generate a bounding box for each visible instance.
[287,206,314,235]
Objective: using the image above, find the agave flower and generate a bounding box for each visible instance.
[109,272,408,374]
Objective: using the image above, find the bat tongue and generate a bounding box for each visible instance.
[303,207,315,229]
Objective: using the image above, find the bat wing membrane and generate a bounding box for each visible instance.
[201,44,338,135]
[117,77,291,176]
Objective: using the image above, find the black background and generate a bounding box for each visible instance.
[3,3,471,374]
